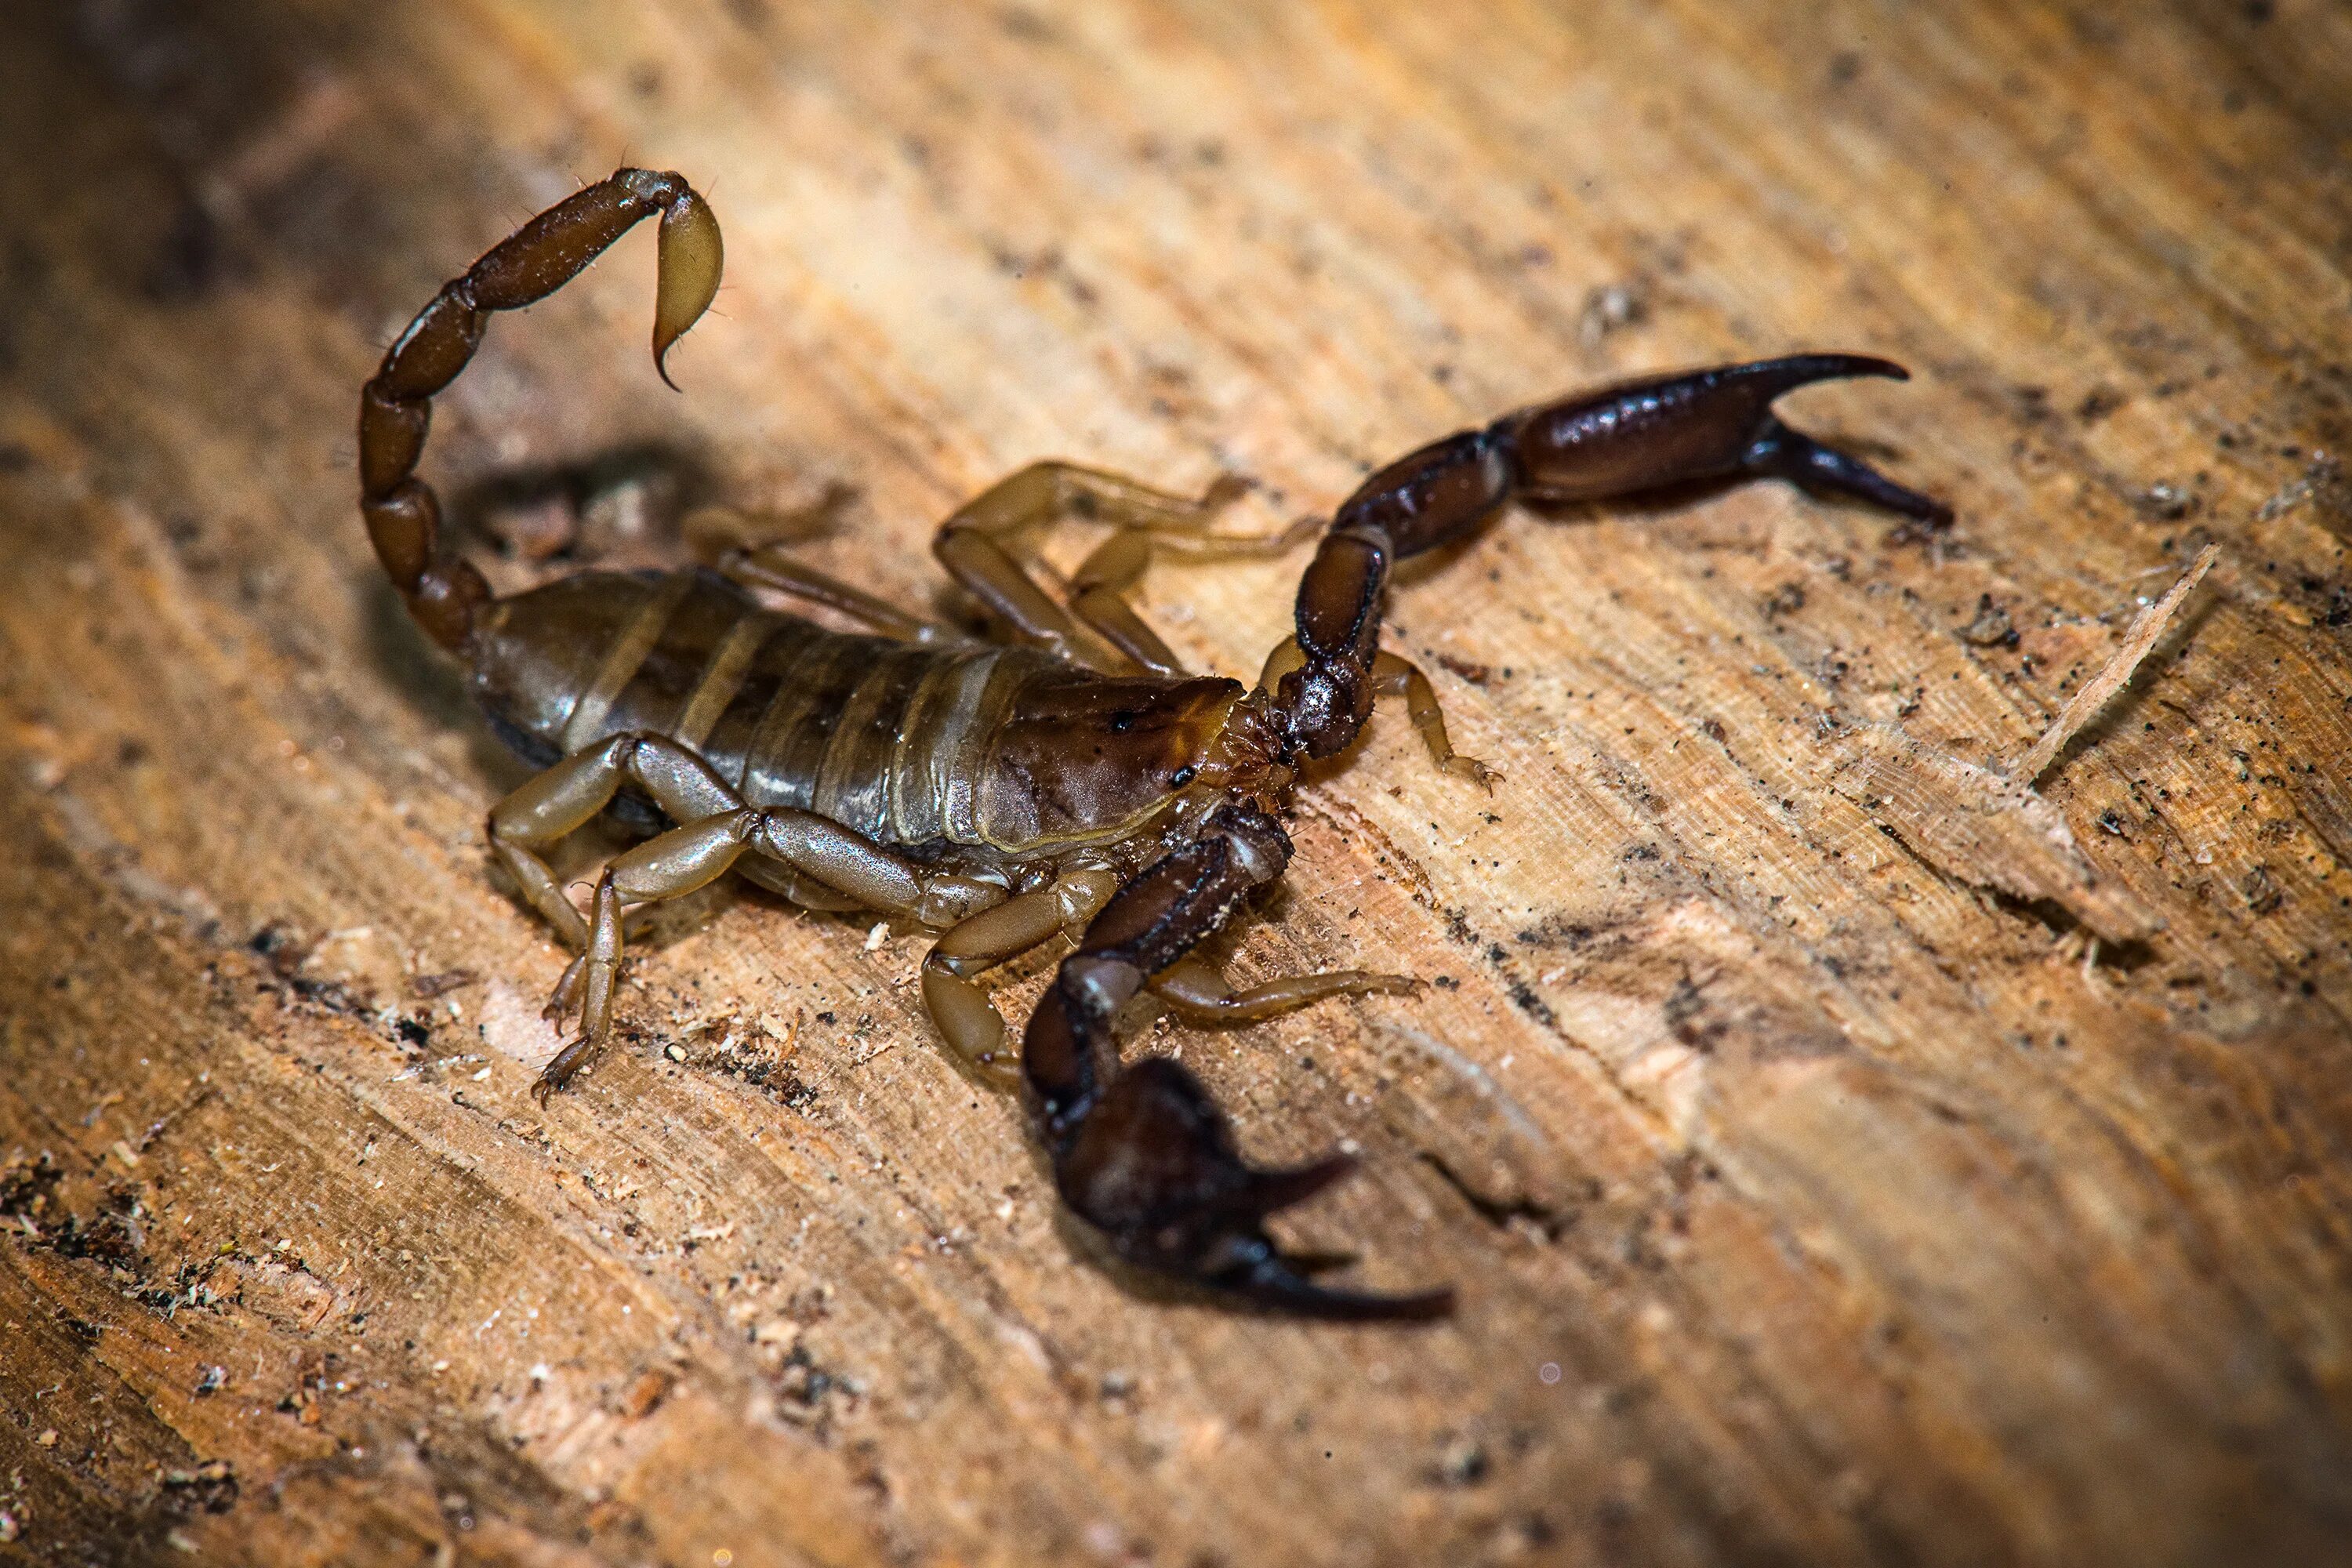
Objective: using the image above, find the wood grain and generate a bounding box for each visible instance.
[4,2,2350,1564]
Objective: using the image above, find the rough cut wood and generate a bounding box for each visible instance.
[4,3,2350,1565]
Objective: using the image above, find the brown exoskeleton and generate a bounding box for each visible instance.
[359,169,1944,1319]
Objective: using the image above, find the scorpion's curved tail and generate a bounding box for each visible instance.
[357,169,723,651]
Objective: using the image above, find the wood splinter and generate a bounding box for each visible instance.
[1831,544,2223,945]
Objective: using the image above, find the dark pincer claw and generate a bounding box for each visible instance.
[1051,1056,1455,1322]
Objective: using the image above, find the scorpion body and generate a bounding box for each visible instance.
[360,169,1944,1318]
[475,568,1240,865]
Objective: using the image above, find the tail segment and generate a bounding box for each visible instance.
[358,168,722,650]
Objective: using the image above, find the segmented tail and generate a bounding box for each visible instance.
[357,168,723,649]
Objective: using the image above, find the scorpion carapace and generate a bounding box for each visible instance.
[359,169,1946,1321]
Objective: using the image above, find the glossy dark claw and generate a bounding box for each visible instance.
[1051,1057,1454,1320]
[1278,352,1942,762]
[1210,1240,1457,1323]
[1743,416,1950,524]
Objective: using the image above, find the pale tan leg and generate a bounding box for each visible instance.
[737,861,870,913]
[533,802,1008,1098]
[1371,652,1501,788]
[716,527,965,646]
[1148,955,1417,1025]
[490,733,1007,1097]
[533,875,622,1100]
[488,732,735,950]
[920,868,1123,1086]
[1250,640,1497,787]
[1065,528,1188,674]
[933,461,1307,674]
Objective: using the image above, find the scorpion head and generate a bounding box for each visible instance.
[978,668,1250,848]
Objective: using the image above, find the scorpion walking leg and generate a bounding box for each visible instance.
[489,734,1004,1095]
[535,875,622,1097]
[1370,653,1499,787]
[921,868,1123,1087]
[1022,800,1453,1319]
[934,462,1301,674]
[1149,956,1416,1025]
[716,529,965,647]
[543,853,868,1032]
[1062,509,1317,675]
[541,805,1004,1095]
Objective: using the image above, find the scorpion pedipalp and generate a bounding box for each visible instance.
[653,187,724,388]
[1020,801,1458,1315]
[1272,351,1947,764]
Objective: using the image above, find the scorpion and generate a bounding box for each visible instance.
[358,168,1944,1319]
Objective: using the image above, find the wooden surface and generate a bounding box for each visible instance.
[4,2,2350,1564]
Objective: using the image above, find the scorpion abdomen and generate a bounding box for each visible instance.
[470,568,1237,858]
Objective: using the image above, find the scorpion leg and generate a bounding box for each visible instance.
[1063,509,1318,676]
[535,803,1004,1096]
[1022,800,1453,1319]
[921,867,1123,1087]
[1370,653,1500,788]
[1148,956,1417,1025]
[487,731,742,949]
[935,461,1287,674]
[739,864,870,913]
[536,874,622,1095]
[489,734,1006,1096]
[490,732,753,1065]
[714,525,966,647]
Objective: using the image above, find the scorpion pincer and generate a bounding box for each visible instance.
[358,168,1945,1319]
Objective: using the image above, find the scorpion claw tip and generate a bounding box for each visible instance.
[1229,1256,1457,1322]
[1229,1151,1356,1217]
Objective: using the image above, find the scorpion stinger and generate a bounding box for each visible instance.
[359,168,721,652]
[359,169,1944,1320]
